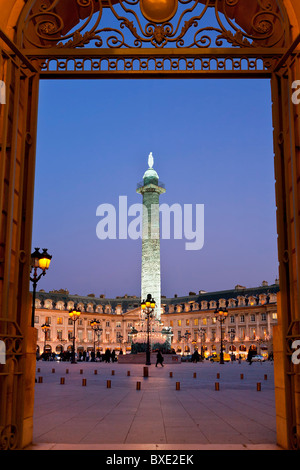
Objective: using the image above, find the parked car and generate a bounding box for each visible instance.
[181,354,193,362]
[209,353,231,362]
[251,355,266,362]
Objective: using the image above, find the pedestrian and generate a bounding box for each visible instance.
[193,350,200,363]
[156,350,164,367]
[105,348,111,363]
[247,350,253,365]
[111,350,116,363]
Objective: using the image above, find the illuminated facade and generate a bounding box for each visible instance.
[34,280,279,359]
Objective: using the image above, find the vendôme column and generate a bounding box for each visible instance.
[137,153,165,320]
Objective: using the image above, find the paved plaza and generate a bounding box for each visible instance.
[28,359,281,450]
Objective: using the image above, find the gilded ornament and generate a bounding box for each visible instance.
[140,0,178,24]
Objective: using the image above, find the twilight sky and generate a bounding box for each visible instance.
[32,78,278,299]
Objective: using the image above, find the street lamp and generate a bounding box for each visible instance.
[198,327,206,359]
[30,248,52,327]
[141,293,156,366]
[69,308,81,364]
[182,331,191,355]
[41,323,50,356]
[229,328,236,360]
[214,306,228,364]
[91,319,102,358]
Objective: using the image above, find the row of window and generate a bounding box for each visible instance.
[43,330,127,342]
[35,316,134,328]
[168,312,277,328]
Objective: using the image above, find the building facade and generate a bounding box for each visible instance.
[35,280,279,360]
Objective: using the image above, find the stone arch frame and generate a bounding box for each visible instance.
[0,0,300,451]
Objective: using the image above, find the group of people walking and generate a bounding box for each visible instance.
[37,348,118,363]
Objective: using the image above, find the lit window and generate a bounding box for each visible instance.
[57,317,63,325]
[178,320,181,327]
[194,318,198,326]
[57,330,62,340]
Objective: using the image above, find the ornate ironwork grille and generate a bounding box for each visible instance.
[19,0,292,78]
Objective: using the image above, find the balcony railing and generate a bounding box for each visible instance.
[137,180,165,190]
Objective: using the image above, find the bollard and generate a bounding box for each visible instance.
[127,371,131,376]
[216,373,220,379]
[60,377,65,385]
[107,380,111,389]
[82,378,87,386]
[257,382,261,391]
[143,367,149,378]
[264,374,268,380]
[240,373,244,380]
[215,382,220,391]
[136,381,141,390]
[112,370,115,376]
[193,372,197,378]
[94,370,97,375]
[170,372,173,378]
[38,376,43,383]
[176,382,180,391]
[52,368,55,373]
[66,369,69,374]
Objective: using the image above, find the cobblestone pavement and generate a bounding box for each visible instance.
[28,360,281,450]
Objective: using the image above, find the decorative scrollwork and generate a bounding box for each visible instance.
[22,0,288,49]
[0,425,18,451]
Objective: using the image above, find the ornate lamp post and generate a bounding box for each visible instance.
[91,319,102,357]
[69,309,81,364]
[197,327,206,359]
[41,323,50,355]
[30,248,52,327]
[229,328,236,360]
[214,306,228,364]
[141,293,156,366]
[182,331,191,355]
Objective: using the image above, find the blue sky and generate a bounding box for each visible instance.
[32,77,278,298]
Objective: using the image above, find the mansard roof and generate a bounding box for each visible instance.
[34,282,279,313]
[165,283,279,306]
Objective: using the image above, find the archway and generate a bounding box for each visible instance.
[0,0,300,450]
